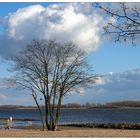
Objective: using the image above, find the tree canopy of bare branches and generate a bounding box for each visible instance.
[93,2,140,45]
[12,39,94,131]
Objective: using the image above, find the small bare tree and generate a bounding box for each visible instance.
[93,2,140,45]
[12,39,94,131]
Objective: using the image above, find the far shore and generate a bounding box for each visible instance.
[1,100,140,110]
[1,106,140,110]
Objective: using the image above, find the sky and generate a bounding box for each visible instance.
[0,2,140,105]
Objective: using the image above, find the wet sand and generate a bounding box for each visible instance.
[0,127,140,137]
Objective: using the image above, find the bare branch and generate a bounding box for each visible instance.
[93,2,140,45]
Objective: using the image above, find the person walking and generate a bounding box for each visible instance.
[4,118,10,130]
[4,117,13,130]
[9,116,13,128]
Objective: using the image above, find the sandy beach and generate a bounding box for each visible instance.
[0,127,140,137]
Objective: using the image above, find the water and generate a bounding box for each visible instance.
[0,108,140,128]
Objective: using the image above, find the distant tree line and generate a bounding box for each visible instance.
[1,101,140,109]
[61,101,140,108]
[105,101,140,108]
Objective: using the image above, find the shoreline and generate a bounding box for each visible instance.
[61,123,140,130]
[11,122,140,130]
[1,117,140,130]
[0,122,140,137]
[0,126,140,137]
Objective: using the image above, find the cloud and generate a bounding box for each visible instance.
[1,68,140,105]
[93,76,106,85]
[0,93,7,99]
[93,75,112,86]
[71,87,86,96]
[90,69,140,95]
[0,3,104,58]
[64,69,140,104]
[0,77,16,88]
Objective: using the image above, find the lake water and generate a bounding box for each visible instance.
[0,108,140,128]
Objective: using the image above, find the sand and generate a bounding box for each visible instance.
[0,127,140,137]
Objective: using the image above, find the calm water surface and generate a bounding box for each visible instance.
[0,108,140,127]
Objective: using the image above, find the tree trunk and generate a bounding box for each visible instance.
[33,96,45,131]
[31,91,45,131]
[54,95,62,130]
[45,97,50,130]
[45,97,58,131]
[47,96,54,130]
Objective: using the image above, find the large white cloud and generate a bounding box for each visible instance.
[0,3,104,58]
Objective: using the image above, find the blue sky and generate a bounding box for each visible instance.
[0,2,140,105]
[90,42,140,74]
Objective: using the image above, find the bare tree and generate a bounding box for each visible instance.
[93,2,140,45]
[12,39,94,131]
